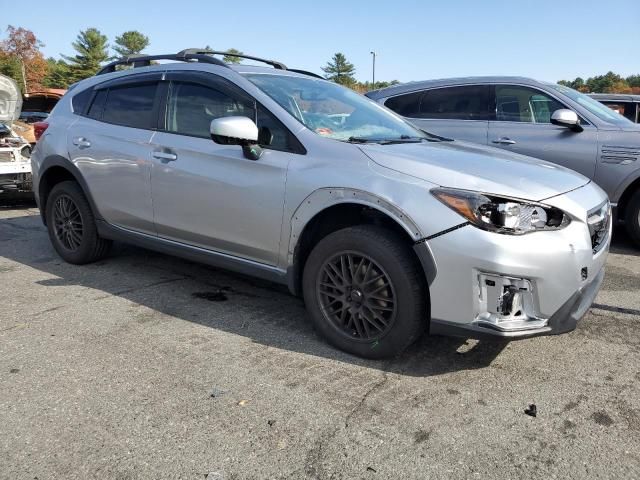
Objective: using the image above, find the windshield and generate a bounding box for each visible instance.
[243,73,426,142]
[548,83,634,127]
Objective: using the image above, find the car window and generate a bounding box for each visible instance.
[547,84,633,126]
[87,89,107,120]
[165,81,296,151]
[600,102,636,122]
[383,91,422,117]
[102,82,158,129]
[495,85,565,123]
[420,86,490,120]
[71,88,93,115]
[166,82,254,139]
[245,73,425,142]
[385,86,490,120]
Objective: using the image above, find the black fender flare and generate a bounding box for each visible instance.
[37,155,103,224]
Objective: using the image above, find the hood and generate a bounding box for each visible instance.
[0,74,22,125]
[360,140,589,201]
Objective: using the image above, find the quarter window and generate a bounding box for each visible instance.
[87,89,107,120]
[385,86,490,120]
[495,85,565,123]
[102,83,158,129]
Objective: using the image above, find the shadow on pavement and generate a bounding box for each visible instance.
[7,207,635,377]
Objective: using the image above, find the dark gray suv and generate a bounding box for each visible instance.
[367,77,640,246]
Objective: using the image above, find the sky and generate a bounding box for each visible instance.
[2,0,638,84]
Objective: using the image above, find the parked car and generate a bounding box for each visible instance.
[366,77,640,246]
[32,51,610,358]
[588,93,640,123]
[0,74,32,193]
[13,88,66,145]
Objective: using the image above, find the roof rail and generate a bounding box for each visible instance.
[288,69,324,79]
[176,49,287,70]
[96,52,228,75]
[96,49,324,78]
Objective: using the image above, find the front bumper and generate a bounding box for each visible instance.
[424,183,610,339]
[429,266,604,339]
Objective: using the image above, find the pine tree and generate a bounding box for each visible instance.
[322,53,356,86]
[62,28,109,82]
[223,48,243,64]
[113,31,150,57]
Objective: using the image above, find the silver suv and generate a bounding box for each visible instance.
[366,77,640,246]
[32,51,610,358]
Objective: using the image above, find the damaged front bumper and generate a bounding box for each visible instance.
[429,266,605,339]
[422,184,610,340]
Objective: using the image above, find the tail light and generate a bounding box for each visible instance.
[33,121,49,141]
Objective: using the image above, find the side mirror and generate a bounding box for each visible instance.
[550,109,583,132]
[210,116,263,160]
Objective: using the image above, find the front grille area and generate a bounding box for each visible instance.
[587,201,611,254]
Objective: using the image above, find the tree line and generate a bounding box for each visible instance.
[558,72,640,94]
[0,25,245,92]
[3,25,637,96]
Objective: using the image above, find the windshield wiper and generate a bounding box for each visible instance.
[347,135,424,145]
[420,129,453,142]
[347,136,378,143]
[379,135,424,145]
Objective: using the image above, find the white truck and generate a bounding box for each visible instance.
[0,74,32,193]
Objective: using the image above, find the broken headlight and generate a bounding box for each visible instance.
[431,188,570,235]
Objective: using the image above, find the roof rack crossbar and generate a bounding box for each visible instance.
[176,49,287,70]
[96,49,323,78]
[96,52,228,75]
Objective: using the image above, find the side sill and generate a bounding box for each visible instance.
[96,220,289,286]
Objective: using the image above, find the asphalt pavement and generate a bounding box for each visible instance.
[1,200,639,479]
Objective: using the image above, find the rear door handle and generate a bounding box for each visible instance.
[492,137,516,145]
[152,150,178,162]
[72,137,91,149]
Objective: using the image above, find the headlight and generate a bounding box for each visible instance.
[431,188,571,235]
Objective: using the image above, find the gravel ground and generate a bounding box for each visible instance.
[0,201,639,480]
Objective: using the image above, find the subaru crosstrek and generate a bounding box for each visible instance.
[31,50,611,358]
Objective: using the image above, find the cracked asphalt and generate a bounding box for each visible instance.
[1,201,639,479]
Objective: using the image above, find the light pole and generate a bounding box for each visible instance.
[370,51,376,90]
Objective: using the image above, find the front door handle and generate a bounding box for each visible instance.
[72,137,91,149]
[152,150,178,162]
[492,137,516,145]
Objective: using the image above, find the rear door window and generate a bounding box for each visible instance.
[385,85,490,120]
[419,85,490,120]
[102,82,159,129]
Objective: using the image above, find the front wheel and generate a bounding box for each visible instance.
[45,181,111,264]
[302,225,428,359]
[625,189,640,248]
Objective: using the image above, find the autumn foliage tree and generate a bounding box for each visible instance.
[558,72,640,94]
[0,25,48,92]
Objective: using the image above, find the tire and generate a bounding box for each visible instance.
[625,189,640,248]
[45,181,111,264]
[302,225,428,359]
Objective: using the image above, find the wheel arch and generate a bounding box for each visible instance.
[616,173,640,221]
[286,188,436,297]
[37,155,100,225]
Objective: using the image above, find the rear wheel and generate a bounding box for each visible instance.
[45,181,111,264]
[625,189,640,248]
[302,225,427,359]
